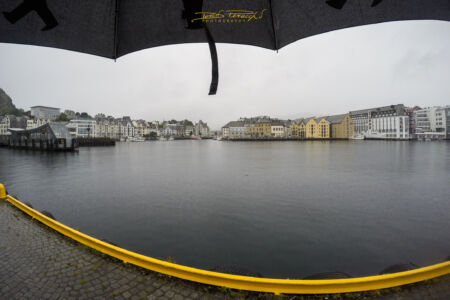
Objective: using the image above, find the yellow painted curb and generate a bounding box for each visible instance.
[0,183,6,199]
[2,187,449,295]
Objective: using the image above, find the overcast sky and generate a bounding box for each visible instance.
[0,20,449,129]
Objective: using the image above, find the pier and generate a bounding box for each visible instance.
[7,123,78,151]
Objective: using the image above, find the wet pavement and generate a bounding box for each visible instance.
[0,200,449,300]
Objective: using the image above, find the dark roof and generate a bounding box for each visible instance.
[350,104,406,116]
[8,122,73,141]
[315,116,329,122]
[256,118,271,124]
[326,114,347,124]
[303,117,315,124]
[271,120,285,126]
[227,121,245,127]
[30,106,60,110]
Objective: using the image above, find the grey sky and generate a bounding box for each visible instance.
[0,20,449,130]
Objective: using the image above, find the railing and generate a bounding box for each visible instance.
[1,183,449,295]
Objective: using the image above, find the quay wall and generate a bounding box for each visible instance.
[77,137,115,147]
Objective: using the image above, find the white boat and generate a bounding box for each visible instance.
[128,136,145,142]
[168,136,175,141]
[349,134,364,140]
[364,131,387,139]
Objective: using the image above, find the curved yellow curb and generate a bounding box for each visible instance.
[1,185,449,295]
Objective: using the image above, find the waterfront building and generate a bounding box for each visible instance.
[0,115,28,132]
[370,115,410,139]
[228,120,246,139]
[119,117,135,139]
[195,120,210,137]
[179,120,194,137]
[162,124,179,136]
[405,106,421,138]
[221,123,230,139]
[350,104,410,140]
[30,106,60,120]
[271,120,286,138]
[289,119,306,139]
[132,120,148,137]
[315,117,331,139]
[8,122,77,151]
[326,114,354,139]
[66,118,97,138]
[305,117,317,139]
[243,118,256,138]
[284,120,292,138]
[0,115,11,135]
[414,106,450,140]
[252,117,272,139]
[95,116,119,139]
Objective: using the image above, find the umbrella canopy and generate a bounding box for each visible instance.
[1,0,449,94]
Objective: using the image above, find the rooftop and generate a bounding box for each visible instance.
[30,106,60,110]
[350,104,405,115]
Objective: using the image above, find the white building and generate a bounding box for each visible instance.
[195,120,210,137]
[414,106,450,140]
[350,104,410,140]
[0,115,10,135]
[119,117,135,139]
[221,124,230,139]
[66,118,97,138]
[30,106,60,120]
[95,117,120,139]
[222,118,257,139]
[228,121,247,139]
[162,124,179,136]
[369,115,410,139]
[271,120,286,138]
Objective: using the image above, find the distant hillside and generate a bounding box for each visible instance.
[0,88,25,116]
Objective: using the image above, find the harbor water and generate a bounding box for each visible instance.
[0,140,449,278]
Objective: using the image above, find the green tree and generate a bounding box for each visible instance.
[55,113,69,121]
[80,112,92,119]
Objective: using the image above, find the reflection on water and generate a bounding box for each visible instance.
[0,140,449,278]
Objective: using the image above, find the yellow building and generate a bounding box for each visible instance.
[289,119,306,139]
[326,114,354,139]
[252,118,272,139]
[315,117,331,139]
[304,117,331,139]
[305,117,317,139]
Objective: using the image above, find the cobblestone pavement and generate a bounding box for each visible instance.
[0,200,449,300]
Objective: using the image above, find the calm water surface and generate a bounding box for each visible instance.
[0,140,449,278]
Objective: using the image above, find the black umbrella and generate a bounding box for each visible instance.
[1,0,449,94]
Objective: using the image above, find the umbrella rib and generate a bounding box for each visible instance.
[113,0,121,59]
[269,0,278,50]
